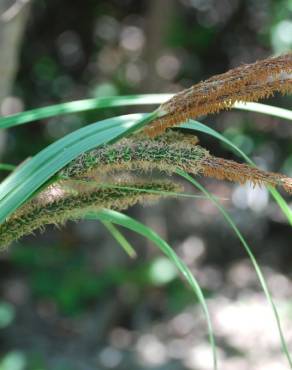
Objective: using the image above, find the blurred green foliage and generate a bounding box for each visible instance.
[10,245,195,315]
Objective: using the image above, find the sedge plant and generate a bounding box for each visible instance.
[0,53,291,369]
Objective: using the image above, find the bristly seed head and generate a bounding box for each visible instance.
[144,53,292,137]
[2,130,292,248]
[0,180,182,248]
[60,131,292,194]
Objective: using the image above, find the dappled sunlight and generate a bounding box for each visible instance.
[232,183,269,212]
[136,334,168,366]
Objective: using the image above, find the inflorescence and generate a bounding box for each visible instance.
[1,54,291,247]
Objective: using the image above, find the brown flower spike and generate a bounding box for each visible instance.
[144,53,292,136]
[60,133,292,193]
[1,56,292,248]
[2,131,292,247]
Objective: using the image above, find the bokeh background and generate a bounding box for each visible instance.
[0,0,292,369]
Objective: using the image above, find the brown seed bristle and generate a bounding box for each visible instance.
[144,54,292,137]
[200,156,292,192]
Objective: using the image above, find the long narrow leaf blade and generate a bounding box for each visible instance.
[1,90,291,130]
[0,164,16,171]
[86,208,217,370]
[234,102,292,121]
[0,94,172,129]
[177,169,292,369]
[0,112,156,224]
[102,220,137,258]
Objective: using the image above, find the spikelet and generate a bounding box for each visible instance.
[60,132,209,180]
[144,54,292,137]
[60,132,292,194]
[201,156,292,193]
[0,180,182,248]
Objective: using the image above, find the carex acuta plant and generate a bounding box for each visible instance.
[1,53,291,246]
[0,53,291,369]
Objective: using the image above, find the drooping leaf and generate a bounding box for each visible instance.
[87,208,217,370]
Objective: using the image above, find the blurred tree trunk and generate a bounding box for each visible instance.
[0,0,31,156]
[143,0,175,92]
[0,0,31,106]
